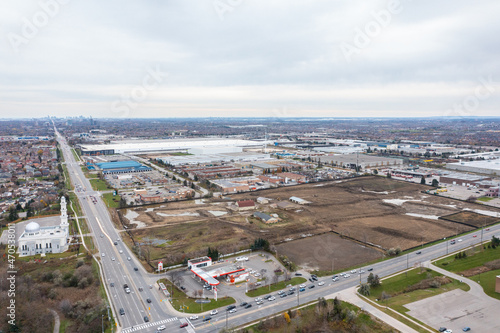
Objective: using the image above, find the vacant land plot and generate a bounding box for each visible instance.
[440,210,499,228]
[120,177,500,270]
[276,233,383,272]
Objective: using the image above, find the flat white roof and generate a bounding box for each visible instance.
[447,159,500,171]
[80,138,263,154]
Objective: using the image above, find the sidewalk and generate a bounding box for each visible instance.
[327,286,420,333]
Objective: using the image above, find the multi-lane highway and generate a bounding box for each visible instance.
[55,128,177,330]
[55,125,500,333]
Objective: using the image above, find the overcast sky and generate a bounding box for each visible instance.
[1,0,499,118]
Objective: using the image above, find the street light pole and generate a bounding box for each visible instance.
[101,314,103,333]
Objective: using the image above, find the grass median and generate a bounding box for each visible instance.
[245,277,307,297]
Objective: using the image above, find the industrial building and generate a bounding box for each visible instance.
[446,159,500,176]
[78,138,264,155]
[439,172,491,187]
[94,160,151,174]
[319,153,404,169]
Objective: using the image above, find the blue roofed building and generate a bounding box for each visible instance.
[96,160,152,174]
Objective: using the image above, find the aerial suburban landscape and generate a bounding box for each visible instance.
[2,1,500,333]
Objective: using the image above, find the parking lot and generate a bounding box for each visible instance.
[165,252,295,303]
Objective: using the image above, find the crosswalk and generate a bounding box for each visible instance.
[122,317,178,333]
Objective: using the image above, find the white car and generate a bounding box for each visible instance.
[299,284,306,288]
[119,250,123,254]
[344,274,350,278]
[157,325,166,331]
[210,310,218,315]
[189,315,199,320]
[350,270,356,273]
[255,297,262,302]
[229,308,237,313]
[318,281,325,286]
[111,257,115,261]
[254,273,261,277]
[101,253,105,257]
[268,296,275,301]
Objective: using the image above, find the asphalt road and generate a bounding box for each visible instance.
[55,129,175,329]
[56,126,500,333]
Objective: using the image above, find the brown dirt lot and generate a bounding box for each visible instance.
[440,211,500,228]
[276,233,383,271]
[120,176,500,270]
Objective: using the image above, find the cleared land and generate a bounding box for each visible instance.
[119,177,500,270]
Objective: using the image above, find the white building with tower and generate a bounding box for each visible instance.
[18,196,70,257]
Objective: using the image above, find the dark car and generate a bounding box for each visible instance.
[144,316,149,322]
[180,286,186,291]
[295,272,302,276]
[416,251,422,255]
[203,316,212,322]
[114,241,118,245]
[308,285,315,289]
[367,268,373,271]
[146,298,152,303]
[309,278,314,282]
[110,282,114,287]
[119,308,125,315]
[438,328,447,332]
[288,290,295,295]
[245,304,252,309]
[280,294,287,298]
[311,276,318,281]
[462,328,471,332]
[123,284,128,289]
[240,302,248,307]
[227,305,236,311]
[134,267,139,271]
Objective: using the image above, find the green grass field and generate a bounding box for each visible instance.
[102,192,121,208]
[470,269,500,300]
[158,279,235,313]
[477,197,494,202]
[89,178,113,191]
[245,277,307,297]
[435,244,500,273]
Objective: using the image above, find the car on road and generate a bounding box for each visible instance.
[146,298,152,303]
[144,316,149,322]
[299,284,306,288]
[350,270,356,273]
[416,251,422,255]
[100,234,104,238]
[157,325,166,331]
[344,274,350,278]
[462,327,470,332]
[438,328,447,332]
[288,290,295,295]
[486,228,490,231]
[114,241,118,245]
[127,257,131,261]
[202,316,212,322]
[134,267,138,271]
[450,240,456,244]
[180,323,188,328]
[111,257,115,261]
[458,239,463,242]
[308,285,315,289]
[245,304,252,309]
[318,281,325,286]
[254,273,261,277]
[119,308,125,315]
[189,315,198,320]
[280,293,287,298]
[119,250,123,254]
[110,282,114,287]
[123,283,128,288]
[444,330,452,333]
[229,308,237,313]
[240,302,248,307]
[210,310,218,315]
[299,288,306,292]
[138,287,143,291]
[101,253,105,257]
[256,300,263,305]
[309,278,314,282]
[358,269,365,274]
[268,296,276,301]
[473,235,477,238]
[367,268,373,271]
[332,277,339,282]
[124,288,130,294]
[254,297,262,302]
[227,305,236,311]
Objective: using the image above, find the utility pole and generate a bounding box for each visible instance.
[101,314,104,333]
[406,253,409,278]
[226,310,228,329]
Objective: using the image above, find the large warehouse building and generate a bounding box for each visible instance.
[78,138,264,155]
[446,159,500,176]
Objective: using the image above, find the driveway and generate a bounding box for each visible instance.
[404,262,500,332]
